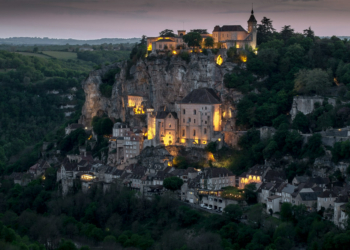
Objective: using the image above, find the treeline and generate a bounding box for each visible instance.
[0,51,91,173]
[228,19,350,129]
[77,50,130,66]
[1,176,350,250]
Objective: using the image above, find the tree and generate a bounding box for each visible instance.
[294,68,332,95]
[163,176,184,191]
[244,183,257,204]
[280,203,293,222]
[227,46,237,58]
[183,32,202,49]
[33,47,39,53]
[223,204,243,222]
[292,112,309,133]
[159,29,175,37]
[280,25,294,41]
[204,37,214,48]
[303,27,315,39]
[257,17,275,44]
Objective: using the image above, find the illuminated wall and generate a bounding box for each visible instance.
[147,115,156,140]
[216,55,223,65]
[128,96,145,115]
[213,104,221,131]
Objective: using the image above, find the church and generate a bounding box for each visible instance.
[144,88,224,149]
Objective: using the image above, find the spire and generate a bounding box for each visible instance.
[251,3,254,15]
[248,5,257,23]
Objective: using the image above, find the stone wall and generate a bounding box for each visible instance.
[290,96,336,120]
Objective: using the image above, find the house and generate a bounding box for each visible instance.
[281,184,297,203]
[199,168,235,190]
[28,160,51,178]
[267,195,282,213]
[127,95,146,115]
[295,192,318,211]
[7,172,34,186]
[239,165,270,189]
[334,195,350,228]
[292,176,309,186]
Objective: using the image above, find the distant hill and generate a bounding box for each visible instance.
[0,37,141,45]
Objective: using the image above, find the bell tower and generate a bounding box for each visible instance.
[247,8,257,49]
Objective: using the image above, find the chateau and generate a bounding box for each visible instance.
[144,88,224,149]
[146,9,257,52]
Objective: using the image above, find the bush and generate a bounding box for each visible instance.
[179,52,190,63]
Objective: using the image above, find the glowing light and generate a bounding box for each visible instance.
[147,44,152,51]
[172,50,177,55]
[81,174,95,181]
[202,141,207,144]
[168,161,172,166]
[42,175,46,180]
[88,135,92,140]
[181,139,186,143]
[218,138,221,142]
[236,44,240,49]
[193,139,199,144]
[240,55,247,63]
[216,55,223,66]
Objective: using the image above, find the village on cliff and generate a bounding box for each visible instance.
[6,9,350,229]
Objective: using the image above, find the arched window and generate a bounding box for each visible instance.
[182,130,185,136]
[193,130,196,136]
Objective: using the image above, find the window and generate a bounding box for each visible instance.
[205,107,207,110]
[162,122,163,127]
[188,118,191,122]
[204,128,207,134]
[183,118,185,123]
[194,119,196,124]
[193,130,196,136]
[169,132,171,134]
[183,109,185,114]
[182,130,185,136]
[169,124,171,128]
[205,121,207,124]
[194,109,196,115]
[169,115,171,118]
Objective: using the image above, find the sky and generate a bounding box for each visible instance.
[0,0,350,39]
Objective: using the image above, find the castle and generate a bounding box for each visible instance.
[146,9,257,52]
[144,88,224,149]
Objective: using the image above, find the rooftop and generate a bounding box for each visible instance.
[179,88,221,104]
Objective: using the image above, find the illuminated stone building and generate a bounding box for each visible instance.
[127,95,146,115]
[147,30,187,53]
[239,165,270,189]
[144,88,224,149]
[213,9,257,50]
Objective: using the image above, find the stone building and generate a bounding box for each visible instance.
[212,9,257,50]
[145,88,224,149]
[127,95,146,115]
[147,30,187,53]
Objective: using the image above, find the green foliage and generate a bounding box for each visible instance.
[223,204,242,222]
[205,142,216,153]
[99,67,120,97]
[179,52,190,63]
[332,140,350,162]
[163,176,184,191]
[173,156,187,169]
[204,37,214,48]
[92,116,114,136]
[224,70,254,93]
[302,133,325,160]
[77,50,129,65]
[183,32,202,48]
[159,29,175,37]
[292,112,309,133]
[294,68,332,95]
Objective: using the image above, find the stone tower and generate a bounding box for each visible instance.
[247,8,257,49]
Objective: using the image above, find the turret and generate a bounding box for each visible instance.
[247,8,257,49]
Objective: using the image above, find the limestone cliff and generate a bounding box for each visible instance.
[79,50,243,133]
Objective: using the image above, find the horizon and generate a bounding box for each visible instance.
[1,0,350,39]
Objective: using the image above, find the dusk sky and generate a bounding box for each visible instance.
[1,0,350,39]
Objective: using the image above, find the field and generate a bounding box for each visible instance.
[42,51,77,60]
[16,52,51,58]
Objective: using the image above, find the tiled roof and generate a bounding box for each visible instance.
[213,25,246,32]
[179,88,221,104]
[299,192,318,201]
[156,111,178,119]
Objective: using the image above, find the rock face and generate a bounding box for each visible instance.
[79,50,243,129]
